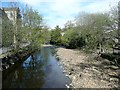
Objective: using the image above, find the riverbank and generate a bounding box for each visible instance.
[56,47,120,88]
[1,45,51,72]
[1,46,37,72]
[2,48,34,79]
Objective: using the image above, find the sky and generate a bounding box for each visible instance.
[1,0,120,29]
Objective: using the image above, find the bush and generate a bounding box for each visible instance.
[62,29,85,49]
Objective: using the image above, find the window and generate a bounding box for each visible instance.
[10,12,13,18]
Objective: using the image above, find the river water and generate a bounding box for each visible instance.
[2,46,71,88]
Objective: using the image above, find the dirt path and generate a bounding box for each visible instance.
[56,47,120,88]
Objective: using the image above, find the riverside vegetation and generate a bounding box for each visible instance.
[1,1,120,88]
[50,6,120,66]
[50,4,120,88]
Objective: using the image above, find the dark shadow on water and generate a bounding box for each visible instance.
[2,46,70,88]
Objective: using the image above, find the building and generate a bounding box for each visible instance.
[2,7,21,25]
[0,8,13,48]
[1,7,21,49]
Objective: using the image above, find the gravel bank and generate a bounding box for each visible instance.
[56,47,120,88]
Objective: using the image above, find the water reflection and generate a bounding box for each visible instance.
[2,46,70,88]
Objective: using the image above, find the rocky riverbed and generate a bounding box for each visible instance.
[56,47,120,88]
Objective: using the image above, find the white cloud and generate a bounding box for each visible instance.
[21,0,44,6]
[81,0,119,13]
[44,0,119,28]
[2,0,119,28]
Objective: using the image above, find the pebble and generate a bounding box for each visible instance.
[79,74,82,77]
[71,68,74,71]
[5,65,9,69]
[63,70,66,73]
[56,48,119,88]
[69,83,72,86]
[65,74,69,77]
[73,76,76,79]
[65,84,70,88]
[69,72,72,75]
[110,78,119,82]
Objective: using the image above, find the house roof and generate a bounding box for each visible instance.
[2,7,19,11]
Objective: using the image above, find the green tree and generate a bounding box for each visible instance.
[8,2,22,50]
[62,28,85,49]
[107,5,119,48]
[22,6,44,50]
[42,26,51,44]
[64,20,74,30]
[75,13,111,51]
[50,25,62,45]
[2,9,14,47]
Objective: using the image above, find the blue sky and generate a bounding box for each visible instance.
[1,0,119,29]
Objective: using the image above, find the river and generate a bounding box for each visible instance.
[2,46,71,88]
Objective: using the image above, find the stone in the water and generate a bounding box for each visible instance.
[63,70,66,73]
[5,64,9,69]
[69,83,72,86]
[65,84,70,88]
